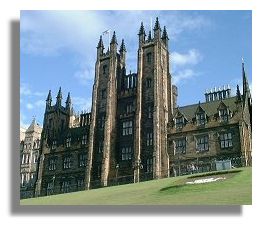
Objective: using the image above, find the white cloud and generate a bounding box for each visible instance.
[35,100,45,107]
[170,49,202,67]
[173,69,198,84]
[72,96,92,112]
[74,68,95,86]
[20,113,30,129]
[20,11,211,70]
[26,103,34,110]
[20,83,32,96]
[20,82,46,97]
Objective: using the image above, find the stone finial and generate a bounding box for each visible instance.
[148,31,152,41]
[46,90,52,102]
[154,17,161,31]
[162,26,169,39]
[66,92,71,108]
[138,22,145,35]
[110,31,118,45]
[97,35,104,49]
[119,39,126,52]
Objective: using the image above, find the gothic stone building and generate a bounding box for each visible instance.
[30,18,251,197]
[20,118,42,199]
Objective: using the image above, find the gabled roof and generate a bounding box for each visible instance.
[195,102,205,114]
[173,107,188,121]
[177,96,238,121]
[217,101,228,110]
[26,118,42,133]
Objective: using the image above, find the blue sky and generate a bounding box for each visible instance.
[20,10,252,128]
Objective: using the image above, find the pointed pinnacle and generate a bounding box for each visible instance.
[110,31,118,45]
[57,87,62,99]
[162,26,169,39]
[97,35,104,49]
[154,17,160,31]
[46,90,52,101]
[236,85,242,101]
[138,22,145,35]
[148,31,152,40]
[120,39,126,52]
[66,92,71,104]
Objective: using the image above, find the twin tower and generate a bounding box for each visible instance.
[86,17,174,188]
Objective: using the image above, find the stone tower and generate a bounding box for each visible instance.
[35,88,72,196]
[86,32,121,188]
[134,18,173,182]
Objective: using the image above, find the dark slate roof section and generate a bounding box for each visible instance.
[177,96,238,120]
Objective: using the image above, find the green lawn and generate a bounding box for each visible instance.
[20,167,252,205]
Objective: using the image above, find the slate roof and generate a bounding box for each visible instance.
[176,96,238,121]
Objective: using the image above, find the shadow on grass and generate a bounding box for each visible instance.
[187,169,242,179]
[159,169,242,194]
[160,184,186,192]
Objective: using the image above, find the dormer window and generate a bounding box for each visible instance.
[175,117,184,129]
[219,108,229,122]
[196,113,206,125]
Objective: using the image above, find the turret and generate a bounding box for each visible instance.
[242,58,251,102]
[110,31,118,53]
[154,17,161,40]
[56,87,62,107]
[65,92,72,110]
[161,26,169,48]
[119,39,126,63]
[97,35,104,58]
[236,84,242,103]
[138,22,146,47]
[46,90,52,109]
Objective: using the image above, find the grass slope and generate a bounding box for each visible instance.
[21,167,252,205]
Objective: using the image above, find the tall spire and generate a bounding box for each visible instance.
[66,92,72,109]
[242,58,251,101]
[56,87,62,106]
[110,31,118,45]
[161,26,169,47]
[138,22,146,46]
[138,22,145,35]
[162,26,168,39]
[153,17,161,40]
[97,35,104,49]
[154,17,160,31]
[46,90,52,108]
[46,90,52,101]
[119,39,126,52]
[236,84,242,102]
